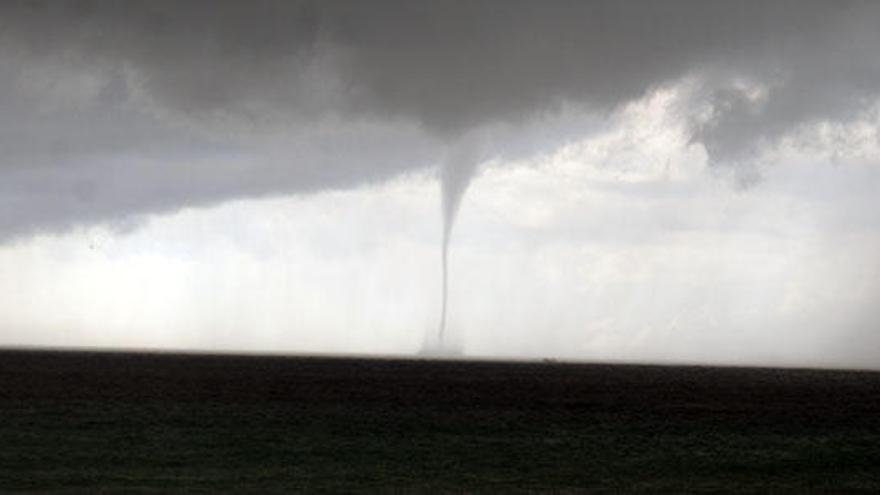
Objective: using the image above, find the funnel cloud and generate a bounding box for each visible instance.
[437,137,488,346]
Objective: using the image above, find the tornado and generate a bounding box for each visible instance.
[437,139,482,345]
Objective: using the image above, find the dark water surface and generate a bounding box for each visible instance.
[1,349,879,492]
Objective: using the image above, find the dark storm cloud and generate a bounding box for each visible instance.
[1,0,879,238]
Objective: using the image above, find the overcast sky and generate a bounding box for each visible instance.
[1,1,879,368]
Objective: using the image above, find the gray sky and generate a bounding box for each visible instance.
[1,1,879,367]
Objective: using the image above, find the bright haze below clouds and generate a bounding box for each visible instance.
[1,0,879,368]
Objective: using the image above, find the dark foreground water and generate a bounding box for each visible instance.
[1,349,879,492]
